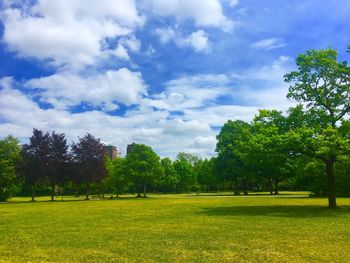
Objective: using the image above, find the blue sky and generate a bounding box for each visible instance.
[0,0,349,158]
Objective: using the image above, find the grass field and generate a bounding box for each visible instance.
[1,193,350,262]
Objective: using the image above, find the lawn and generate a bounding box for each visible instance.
[1,193,350,262]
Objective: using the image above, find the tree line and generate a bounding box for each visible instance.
[0,47,349,208]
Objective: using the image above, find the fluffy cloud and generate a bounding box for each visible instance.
[155,28,210,53]
[155,27,176,44]
[177,30,210,53]
[142,0,234,31]
[0,78,217,158]
[1,0,143,69]
[148,56,295,127]
[26,68,147,111]
[146,74,230,110]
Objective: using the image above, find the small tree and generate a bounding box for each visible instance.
[105,157,128,197]
[71,133,107,200]
[0,135,21,201]
[125,144,163,197]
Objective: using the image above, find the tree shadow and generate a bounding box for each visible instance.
[186,193,311,198]
[200,205,350,218]
[0,196,143,205]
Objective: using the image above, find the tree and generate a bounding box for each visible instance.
[197,158,218,192]
[250,110,295,195]
[105,157,128,197]
[159,157,179,193]
[216,120,252,195]
[47,132,70,201]
[125,144,163,197]
[71,133,107,200]
[0,135,21,201]
[176,152,200,166]
[284,47,350,208]
[21,129,50,201]
[173,153,198,192]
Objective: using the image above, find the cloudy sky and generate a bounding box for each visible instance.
[0,0,349,158]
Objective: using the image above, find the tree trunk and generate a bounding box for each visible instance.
[31,184,35,202]
[326,159,337,208]
[268,178,273,195]
[143,183,147,198]
[85,183,89,200]
[243,177,248,195]
[233,178,240,195]
[274,178,279,195]
[51,184,55,201]
[137,184,142,197]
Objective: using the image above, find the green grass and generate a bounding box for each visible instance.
[1,193,350,262]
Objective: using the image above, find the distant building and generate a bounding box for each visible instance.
[126,142,136,155]
[104,145,117,159]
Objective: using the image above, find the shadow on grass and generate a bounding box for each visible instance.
[0,196,145,205]
[200,205,350,218]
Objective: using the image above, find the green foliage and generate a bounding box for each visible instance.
[105,157,128,197]
[285,48,350,127]
[196,158,218,191]
[173,153,198,192]
[216,120,253,194]
[0,135,21,201]
[159,157,179,192]
[284,47,350,207]
[125,144,163,197]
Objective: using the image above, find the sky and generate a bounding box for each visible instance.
[0,0,349,158]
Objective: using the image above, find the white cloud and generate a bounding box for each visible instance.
[190,136,217,149]
[155,28,209,53]
[183,105,260,127]
[142,0,234,32]
[250,38,286,51]
[177,30,210,53]
[146,74,230,110]
[26,68,147,111]
[0,81,218,158]
[0,57,296,159]
[113,45,130,60]
[1,0,143,69]
[155,27,176,44]
[228,0,239,7]
[121,36,141,53]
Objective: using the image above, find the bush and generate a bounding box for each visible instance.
[0,190,11,202]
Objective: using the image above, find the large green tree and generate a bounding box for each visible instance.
[284,47,350,208]
[125,144,163,197]
[173,153,199,192]
[250,110,295,195]
[0,135,21,201]
[216,120,252,195]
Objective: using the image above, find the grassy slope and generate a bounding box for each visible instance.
[1,194,350,262]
